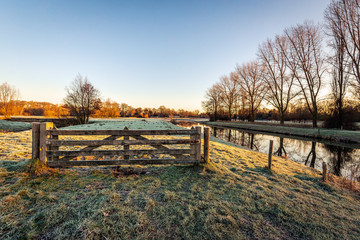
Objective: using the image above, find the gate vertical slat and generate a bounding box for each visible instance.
[195,126,201,162]
[39,122,53,163]
[123,127,130,160]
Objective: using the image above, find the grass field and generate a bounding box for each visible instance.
[0,119,31,132]
[1,119,360,239]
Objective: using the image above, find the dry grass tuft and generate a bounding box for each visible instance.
[25,159,59,177]
[328,174,360,195]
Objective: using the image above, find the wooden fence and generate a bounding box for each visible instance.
[32,122,210,167]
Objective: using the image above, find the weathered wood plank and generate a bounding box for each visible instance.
[131,135,186,158]
[50,134,59,162]
[58,135,120,162]
[46,139,198,146]
[32,122,40,159]
[47,148,193,157]
[39,122,54,163]
[47,158,199,167]
[123,127,130,160]
[195,126,201,162]
[47,129,197,136]
[204,127,210,163]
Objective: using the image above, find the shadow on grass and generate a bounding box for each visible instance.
[0,160,28,172]
[294,174,336,193]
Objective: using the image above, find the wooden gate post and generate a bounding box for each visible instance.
[195,126,201,162]
[32,122,40,159]
[268,140,273,169]
[123,126,130,160]
[39,122,54,163]
[203,127,210,163]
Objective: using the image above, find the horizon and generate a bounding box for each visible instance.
[0,0,330,111]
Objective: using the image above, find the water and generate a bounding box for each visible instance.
[176,121,360,181]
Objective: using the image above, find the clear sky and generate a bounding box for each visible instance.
[0,0,330,111]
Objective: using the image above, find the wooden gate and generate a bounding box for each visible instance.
[32,122,205,167]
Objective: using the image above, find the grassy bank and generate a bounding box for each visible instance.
[201,121,360,145]
[1,120,360,239]
[0,119,31,132]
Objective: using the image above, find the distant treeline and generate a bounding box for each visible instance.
[210,99,360,125]
[0,99,205,119]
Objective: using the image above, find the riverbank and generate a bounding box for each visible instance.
[200,121,360,145]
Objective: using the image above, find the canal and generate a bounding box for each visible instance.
[176,121,360,181]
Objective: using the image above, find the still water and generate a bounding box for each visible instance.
[176,121,360,181]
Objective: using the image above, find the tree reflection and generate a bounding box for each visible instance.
[213,127,218,137]
[305,142,317,168]
[324,144,354,177]
[274,137,287,156]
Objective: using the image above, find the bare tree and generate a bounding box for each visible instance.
[63,74,101,124]
[325,0,352,129]
[219,72,239,120]
[258,35,298,124]
[325,0,360,97]
[202,83,223,121]
[342,0,360,89]
[284,22,326,127]
[236,61,267,122]
[0,82,19,118]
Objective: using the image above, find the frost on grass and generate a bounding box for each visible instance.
[0,130,31,161]
[1,119,360,239]
[61,119,184,130]
[0,120,31,132]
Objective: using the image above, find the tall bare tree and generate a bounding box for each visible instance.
[325,0,352,129]
[258,35,297,124]
[325,0,360,97]
[0,82,19,118]
[284,22,326,127]
[63,74,101,124]
[236,61,267,122]
[202,83,223,121]
[219,72,239,120]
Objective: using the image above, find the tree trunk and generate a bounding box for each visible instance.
[312,118,318,128]
[312,108,318,128]
[228,105,232,121]
[280,111,285,125]
[250,108,255,122]
[338,100,343,129]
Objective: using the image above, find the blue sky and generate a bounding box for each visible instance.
[0,0,330,111]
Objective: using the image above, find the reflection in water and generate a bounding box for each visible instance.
[324,145,354,178]
[175,121,360,181]
[215,128,259,151]
[274,137,287,157]
[305,142,317,168]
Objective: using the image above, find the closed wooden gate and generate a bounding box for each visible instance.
[32,122,205,167]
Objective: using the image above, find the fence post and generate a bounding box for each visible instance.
[204,127,210,163]
[123,126,130,160]
[268,140,273,169]
[195,126,201,162]
[39,122,54,163]
[322,162,328,182]
[32,122,40,159]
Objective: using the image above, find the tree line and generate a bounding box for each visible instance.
[202,0,360,129]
